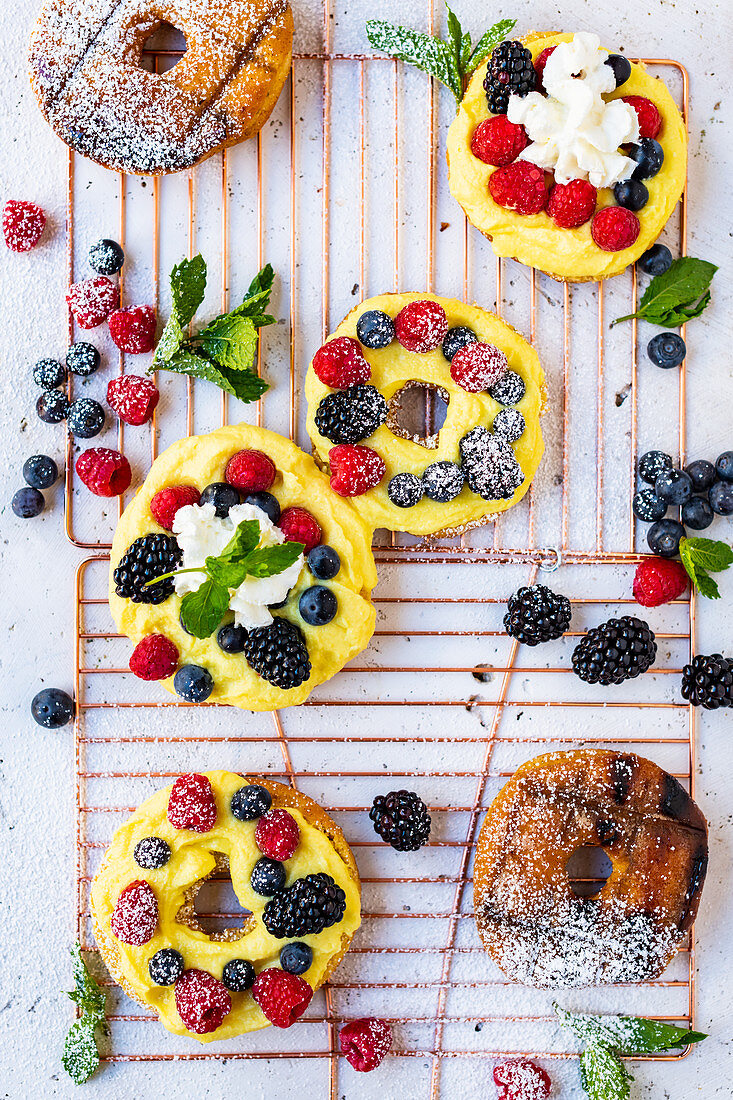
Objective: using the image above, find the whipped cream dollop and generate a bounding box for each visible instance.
[172,502,304,631]
[507,33,640,189]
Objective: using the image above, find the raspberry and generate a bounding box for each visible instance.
[488,161,549,215]
[108,305,156,354]
[329,444,385,496]
[533,46,557,93]
[313,337,371,388]
[66,277,118,329]
[632,557,688,607]
[255,808,300,860]
[3,199,45,252]
[470,116,528,168]
[493,1059,551,1100]
[76,448,131,497]
[547,179,597,229]
[107,374,159,425]
[129,634,179,680]
[167,773,217,833]
[174,969,232,1034]
[591,206,640,252]
[339,1017,392,1072]
[110,880,158,945]
[622,95,661,139]
[225,449,276,492]
[450,342,508,393]
[150,485,201,530]
[277,507,322,553]
[251,968,312,1028]
[394,300,448,353]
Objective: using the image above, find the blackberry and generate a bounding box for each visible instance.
[638,450,672,486]
[572,616,656,686]
[67,397,105,439]
[492,408,525,442]
[489,370,525,406]
[681,654,733,710]
[244,617,311,690]
[459,426,524,501]
[422,460,464,502]
[148,948,184,985]
[632,487,667,523]
[314,384,387,444]
[503,585,571,646]
[483,40,536,114]
[263,872,346,938]
[113,533,182,604]
[66,342,100,377]
[369,789,431,852]
[33,358,66,389]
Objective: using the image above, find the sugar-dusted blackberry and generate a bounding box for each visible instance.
[369,789,431,852]
[113,533,182,604]
[314,384,387,445]
[263,872,346,938]
[483,40,536,115]
[503,585,571,647]
[244,617,311,690]
[489,370,525,406]
[33,358,66,390]
[459,426,524,501]
[572,616,657,686]
[492,408,525,442]
[638,450,672,486]
[681,654,733,710]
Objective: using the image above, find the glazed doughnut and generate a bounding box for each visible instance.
[474,750,708,988]
[91,772,361,1040]
[28,0,293,174]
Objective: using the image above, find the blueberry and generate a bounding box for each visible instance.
[33,358,66,389]
[222,958,256,992]
[12,487,44,518]
[67,397,105,438]
[647,333,686,370]
[88,238,125,275]
[173,664,214,702]
[681,496,714,531]
[632,487,667,522]
[31,687,74,728]
[23,454,59,490]
[299,585,338,626]
[66,342,100,377]
[36,389,69,424]
[638,244,673,276]
[280,942,313,975]
[356,309,395,349]
[387,472,424,508]
[134,836,171,869]
[243,491,280,524]
[148,948,184,986]
[217,622,248,653]
[709,480,733,516]
[638,450,672,486]
[442,326,477,362]
[655,467,692,505]
[250,856,286,896]
[268,595,290,610]
[200,482,241,518]
[492,408,525,442]
[307,544,341,580]
[715,451,733,482]
[422,461,465,503]
[647,518,685,558]
[231,784,272,822]
[629,138,664,180]
[685,459,716,493]
[613,179,648,211]
[489,370,526,407]
[605,53,631,87]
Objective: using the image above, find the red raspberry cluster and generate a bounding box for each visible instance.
[255,808,300,860]
[167,773,217,833]
[110,880,158,946]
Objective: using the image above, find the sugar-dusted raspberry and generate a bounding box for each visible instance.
[493,1059,551,1100]
[489,161,549,216]
[547,179,597,229]
[3,199,46,252]
[150,485,201,530]
[278,507,322,553]
[251,968,312,1028]
[450,342,508,393]
[533,46,557,93]
[339,1018,393,1072]
[129,634,179,681]
[76,448,132,497]
[622,95,661,139]
[255,808,300,860]
[67,277,119,329]
[329,444,385,496]
[394,300,448,353]
[110,880,158,945]
[167,773,217,833]
[107,374,160,425]
[225,449,276,493]
[633,557,688,608]
[108,305,157,354]
[313,337,371,388]
[175,969,232,1034]
[591,205,640,252]
[471,116,529,168]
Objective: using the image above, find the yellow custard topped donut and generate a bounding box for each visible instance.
[447,32,687,281]
[305,293,546,537]
[91,772,361,1041]
[109,424,377,710]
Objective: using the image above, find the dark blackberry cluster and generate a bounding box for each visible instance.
[244,617,311,690]
[314,384,387,444]
[263,872,346,938]
[681,654,733,710]
[369,789,431,852]
[113,533,182,604]
[572,616,656,685]
[483,40,536,114]
[503,585,572,646]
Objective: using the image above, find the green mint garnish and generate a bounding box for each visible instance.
[62,943,107,1085]
[579,1044,632,1100]
[613,257,717,327]
[679,536,733,600]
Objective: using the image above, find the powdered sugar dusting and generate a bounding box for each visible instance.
[459,425,525,500]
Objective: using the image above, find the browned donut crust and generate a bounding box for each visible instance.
[29,0,293,174]
[474,750,708,988]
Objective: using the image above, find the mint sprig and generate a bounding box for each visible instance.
[366,6,515,106]
[613,257,717,327]
[580,1044,632,1100]
[62,943,107,1085]
[679,536,733,600]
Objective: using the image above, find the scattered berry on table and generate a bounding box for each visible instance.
[470,116,528,167]
[175,969,231,1034]
[88,238,124,275]
[681,496,714,531]
[243,490,280,524]
[313,337,371,388]
[591,206,640,252]
[450,341,508,392]
[492,407,525,442]
[547,179,597,228]
[394,300,448,353]
[613,178,649,212]
[12,486,44,518]
[681,654,733,710]
[222,959,256,992]
[108,305,156,354]
[280,942,313,975]
[231,783,272,821]
[622,95,662,139]
[107,374,159,425]
[33,358,66,389]
[23,454,58,490]
[442,325,478,362]
[459,426,524,501]
[647,518,686,558]
[251,856,287,896]
[356,310,395,349]
[263,873,346,937]
[251,968,312,1028]
[493,1058,551,1100]
[150,484,201,530]
[655,467,692,505]
[339,1018,393,1073]
[329,443,385,496]
[299,585,338,626]
[76,447,131,496]
[225,449,276,493]
[632,487,667,523]
[217,622,248,654]
[244,617,311,689]
[648,332,685,369]
[307,544,341,580]
[113,533,182,603]
[66,341,100,377]
[129,633,179,680]
[489,160,548,215]
[167,773,217,832]
[388,472,424,509]
[110,880,158,945]
[685,459,716,493]
[715,452,733,481]
[31,687,74,728]
[255,808,300,861]
[174,664,214,703]
[3,199,45,251]
[533,45,557,92]
[369,789,431,851]
[66,397,106,438]
[638,243,673,276]
[638,450,672,485]
[149,948,184,986]
[36,389,69,424]
[629,138,664,180]
[133,836,171,870]
[503,585,572,646]
[709,480,733,516]
[490,370,525,406]
[422,460,465,503]
[199,481,241,518]
[484,40,536,113]
[66,276,118,328]
[572,616,657,685]
[605,53,631,87]
[633,558,688,608]
[314,383,387,445]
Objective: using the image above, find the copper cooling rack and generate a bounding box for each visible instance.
[65,7,697,1096]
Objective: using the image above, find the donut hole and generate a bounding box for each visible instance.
[386,381,449,449]
[565,845,613,899]
[177,854,254,943]
[140,22,188,74]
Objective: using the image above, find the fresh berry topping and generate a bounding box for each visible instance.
[222,959,256,992]
[493,408,525,442]
[244,617,311,689]
[231,783,272,821]
[225,449,276,493]
[107,374,160,425]
[33,358,66,389]
[313,337,371,388]
[647,518,686,558]
[30,687,74,728]
[329,444,385,496]
[450,341,508,393]
[632,487,667,523]
[591,206,640,252]
[442,326,478,362]
[387,472,424,509]
[340,1018,393,1073]
[715,452,733,481]
[422,461,465,503]
[394,300,448,353]
[3,199,45,252]
[572,616,657,685]
[251,856,287,896]
[633,558,688,607]
[459,426,524,501]
[36,389,69,424]
[356,310,395,349]
[655,467,692,505]
[150,485,201,530]
[129,634,179,681]
[533,46,557,92]
[263,873,346,938]
[243,490,280,524]
[489,160,549,215]
[280,942,313,975]
[198,481,240,518]
[67,397,105,439]
[490,370,525,406]
[605,53,631,88]
[12,487,44,518]
[278,507,322,553]
[504,585,571,646]
[108,305,157,354]
[710,480,733,515]
[23,454,58,490]
[470,116,528,167]
[217,622,248,654]
[299,585,338,626]
[681,654,733,710]
[484,41,536,114]
[76,448,131,497]
[113,533,181,602]
[622,95,661,140]
[88,238,124,275]
[315,383,387,445]
[66,277,118,328]
[547,179,597,228]
[370,789,431,851]
[307,544,341,580]
[681,496,714,531]
[133,836,171,870]
[493,1058,551,1100]
[167,773,217,832]
[251,968,312,1028]
[149,948,184,986]
[110,880,158,945]
[648,332,686,369]
[638,243,673,276]
[174,665,214,703]
[255,808,300,861]
[66,342,100,377]
[638,450,673,485]
[614,179,649,212]
[175,969,231,1034]
[629,137,664,180]
[685,459,716,493]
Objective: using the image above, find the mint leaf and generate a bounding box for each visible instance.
[466,18,516,74]
[233,263,276,318]
[205,559,250,589]
[366,19,462,101]
[555,1004,707,1054]
[679,537,733,600]
[613,257,717,326]
[579,1044,631,1100]
[446,5,463,64]
[154,309,185,364]
[218,520,261,564]
[242,541,304,579]
[180,578,230,639]
[199,313,259,374]
[62,1016,103,1085]
[68,944,106,1018]
[220,366,269,403]
[171,254,207,326]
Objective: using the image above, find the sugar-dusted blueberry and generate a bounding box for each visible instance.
[605,53,631,87]
[647,518,685,558]
[655,467,692,506]
[12,486,44,518]
[685,459,716,493]
[134,835,171,870]
[200,482,240,518]
[356,309,395,350]
[307,544,341,580]
[243,491,280,524]
[422,461,464,503]
[632,487,667,523]
[648,333,686,370]
[629,138,664,180]
[681,496,714,531]
[387,472,424,509]
[715,452,733,482]
[36,389,69,424]
[66,342,100,377]
[299,585,338,626]
[222,958,256,992]
[31,687,74,728]
[492,408,525,443]
[33,358,66,390]
[231,783,272,821]
[280,942,313,975]
[442,326,477,362]
[710,480,733,516]
[614,179,648,211]
[67,397,106,439]
[638,450,672,486]
[88,238,125,275]
[489,370,525,406]
[638,243,673,276]
[251,856,286,896]
[173,665,214,703]
[149,948,184,985]
[217,623,248,654]
[23,454,58,490]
